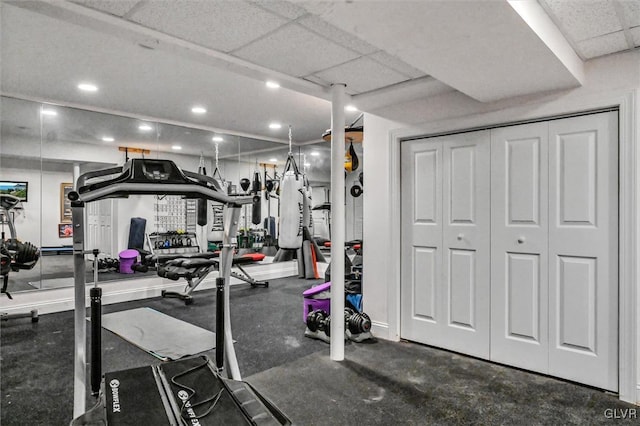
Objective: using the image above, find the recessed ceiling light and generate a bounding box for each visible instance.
[191,106,207,114]
[102,136,114,142]
[172,145,182,150]
[78,83,98,92]
[212,136,223,142]
[269,122,282,130]
[304,162,311,167]
[310,151,320,156]
[41,109,57,116]
[345,105,358,112]
[266,81,280,89]
[139,124,153,131]
[269,158,278,162]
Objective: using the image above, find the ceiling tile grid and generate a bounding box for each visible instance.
[367,51,427,79]
[249,0,308,20]
[313,56,410,94]
[72,0,141,17]
[126,0,289,53]
[540,0,621,42]
[231,23,361,77]
[296,15,379,55]
[576,30,630,58]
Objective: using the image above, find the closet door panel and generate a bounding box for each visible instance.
[490,122,549,373]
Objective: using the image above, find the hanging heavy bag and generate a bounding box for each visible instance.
[197,165,208,226]
[279,170,303,249]
[252,171,262,225]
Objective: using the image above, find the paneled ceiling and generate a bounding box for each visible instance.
[1,0,638,172]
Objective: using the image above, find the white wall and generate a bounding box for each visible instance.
[362,115,408,330]
[362,50,640,404]
[0,166,74,247]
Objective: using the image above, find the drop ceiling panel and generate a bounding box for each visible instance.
[297,15,379,55]
[620,0,640,27]
[302,1,581,102]
[232,23,361,77]
[368,51,427,79]
[127,0,288,53]
[576,31,629,59]
[72,0,139,17]
[249,0,309,20]
[1,4,333,144]
[314,57,409,94]
[540,0,621,41]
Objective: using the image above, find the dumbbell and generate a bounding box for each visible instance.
[344,307,371,334]
[306,309,331,336]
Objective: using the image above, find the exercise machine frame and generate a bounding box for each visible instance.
[70,159,254,418]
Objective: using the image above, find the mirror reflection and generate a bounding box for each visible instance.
[0,96,363,294]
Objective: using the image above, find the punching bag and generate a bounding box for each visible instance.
[252,171,262,225]
[197,165,208,226]
[279,170,303,249]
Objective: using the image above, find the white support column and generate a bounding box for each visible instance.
[330,83,346,361]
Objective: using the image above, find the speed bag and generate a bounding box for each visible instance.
[279,170,303,249]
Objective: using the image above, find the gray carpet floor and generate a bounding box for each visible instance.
[1,274,635,425]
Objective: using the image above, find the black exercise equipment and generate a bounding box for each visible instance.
[69,158,286,422]
[159,252,269,305]
[350,184,363,198]
[1,194,40,322]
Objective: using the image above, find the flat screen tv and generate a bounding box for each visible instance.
[0,181,28,201]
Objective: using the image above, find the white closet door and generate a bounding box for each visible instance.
[401,131,490,358]
[440,131,491,357]
[490,122,549,372]
[400,138,443,344]
[548,112,618,391]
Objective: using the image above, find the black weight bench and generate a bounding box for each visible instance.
[156,252,268,305]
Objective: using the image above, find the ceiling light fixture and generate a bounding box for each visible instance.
[269,158,278,162]
[304,162,311,167]
[266,81,280,89]
[191,106,207,114]
[310,151,320,156]
[41,109,57,116]
[139,124,153,131]
[172,145,182,150]
[77,83,98,92]
[102,136,114,142]
[345,105,358,112]
[212,136,223,142]
[269,122,282,130]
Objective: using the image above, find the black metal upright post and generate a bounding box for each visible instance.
[215,277,225,371]
[90,249,101,396]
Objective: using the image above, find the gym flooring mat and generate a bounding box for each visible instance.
[100,307,216,361]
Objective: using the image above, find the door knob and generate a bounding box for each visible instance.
[457,234,464,241]
[517,237,525,244]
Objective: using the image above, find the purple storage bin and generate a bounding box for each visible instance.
[119,249,139,274]
[303,282,331,323]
